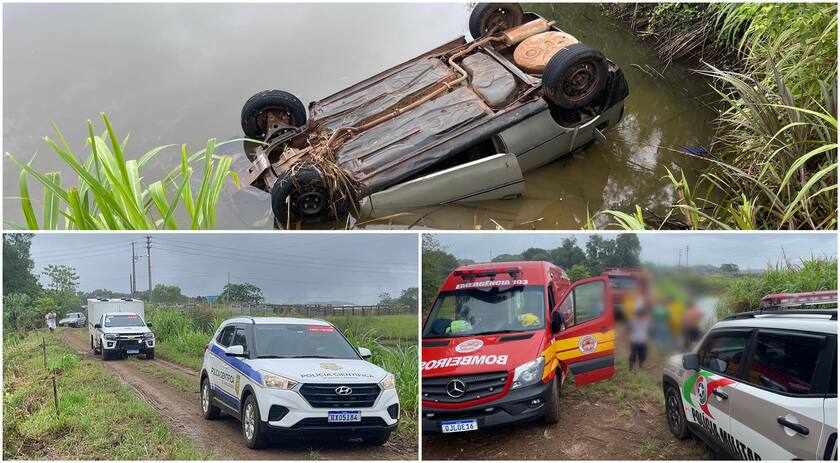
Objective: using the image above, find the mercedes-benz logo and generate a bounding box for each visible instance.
[335,386,353,396]
[445,379,466,398]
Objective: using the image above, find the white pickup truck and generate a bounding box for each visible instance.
[87,298,155,361]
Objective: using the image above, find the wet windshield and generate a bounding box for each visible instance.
[608,276,637,289]
[423,286,546,338]
[104,314,145,327]
[253,324,360,359]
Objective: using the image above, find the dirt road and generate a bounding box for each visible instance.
[61,330,416,460]
[421,345,715,460]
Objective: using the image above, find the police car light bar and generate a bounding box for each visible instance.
[762,290,837,308]
[453,266,523,279]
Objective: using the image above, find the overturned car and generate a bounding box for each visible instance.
[241,3,629,224]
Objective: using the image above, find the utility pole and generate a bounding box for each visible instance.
[146,236,152,302]
[685,245,689,267]
[131,242,137,296]
[678,248,682,267]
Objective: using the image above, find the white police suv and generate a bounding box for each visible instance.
[663,308,837,460]
[200,317,400,449]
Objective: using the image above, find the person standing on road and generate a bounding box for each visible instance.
[45,310,57,334]
[628,305,651,371]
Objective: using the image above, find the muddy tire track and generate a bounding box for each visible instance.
[61,330,415,460]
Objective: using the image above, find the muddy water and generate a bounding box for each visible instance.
[3,3,715,230]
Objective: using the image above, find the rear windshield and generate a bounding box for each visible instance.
[608,276,637,289]
[252,324,360,360]
[104,314,145,327]
[423,286,546,338]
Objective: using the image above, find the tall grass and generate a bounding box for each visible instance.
[716,257,838,318]
[600,3,837,230]
[5,114,241,230]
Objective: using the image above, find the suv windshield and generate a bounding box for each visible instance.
[253,324,360,359]
[104,314,145,327]
[423,286,546,338]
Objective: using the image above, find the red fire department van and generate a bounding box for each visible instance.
[421,261,616,433]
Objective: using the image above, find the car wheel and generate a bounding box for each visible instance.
[362,430,392,446]
[543,376,561,424]
[145,349,155,360]
[201,378,221,420]
[101,349,111,361]
[665,385,690,439]
[242,395,267,449]
[542,43,608,110]
[241,90,307,139]
[270,166,350,225]
[468,3,524,39]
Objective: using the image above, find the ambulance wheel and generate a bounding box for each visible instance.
[543,376,561,424]
[145,349,155,360]
[469,3,524,39]
[201,377,221,420]
[543,43,608,110]
[270,166,349,225]
[665,385,690,439]
[241,90,307,139]
[242,394,267,449]
[362,430,391,446]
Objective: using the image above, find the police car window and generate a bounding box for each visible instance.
[103,314,145,327]
[216,326,235,347]
[744,332,824,395]
[422,286,546,338]
[232,327,248,350]
[698,332,749,377]
[252,324,359,359]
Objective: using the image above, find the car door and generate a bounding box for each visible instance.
[728,329,834,460]
[681,329,751,458]
[227,325,251,399]
[358,153,524,216]
[546,276,615,386]
[211,325,237,406]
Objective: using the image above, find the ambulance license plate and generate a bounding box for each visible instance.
[441,419,478,433]
[127,348,139,354]
[328,411,361,423]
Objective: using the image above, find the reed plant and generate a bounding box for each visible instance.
[6,113,241,230]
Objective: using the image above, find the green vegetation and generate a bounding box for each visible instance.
[6,114,242,230]
[715,257,837,317]
[145,307,419,439]
[602,3,837,230]
[3,329,209,460]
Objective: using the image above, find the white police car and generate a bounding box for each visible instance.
[200,317,400,449]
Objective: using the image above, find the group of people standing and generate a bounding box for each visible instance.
[624,291,705,370]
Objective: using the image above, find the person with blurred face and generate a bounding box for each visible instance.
[628,305,651,370]
[682,299,704,349]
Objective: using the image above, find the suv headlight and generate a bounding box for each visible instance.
[104,334,118,340]
[143,332,154,339]
[380,374,396,390]
[262,374,297,390]
[511,356,545,390]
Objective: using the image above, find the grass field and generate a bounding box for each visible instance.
[145,308,419,440]
[2,329,209,460]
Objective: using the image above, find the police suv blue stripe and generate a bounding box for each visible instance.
[209,344,263,384]
[212,386,240,407]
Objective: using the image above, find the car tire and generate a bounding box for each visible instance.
[542,43,608,110]
[241,90,307,139]
[242,394,267,449]
[362,430,392,446]
[665,385,690,439]
[543,376,561,424]
[145,349,155,360]
[101,349,112,361]
[468,3,524,39]
[270,166,350,225]
[201,377,221,420]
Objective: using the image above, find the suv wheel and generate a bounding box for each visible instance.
[242,395,267,449]
[543,376,561,424]
[362,430,392,446]
[665,385,690,439]
[201,378,221,420]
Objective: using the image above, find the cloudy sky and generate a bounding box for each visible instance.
[431,232,837,269]
[26,233,418,305]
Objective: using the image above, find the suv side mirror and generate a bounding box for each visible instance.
[550,311,565,334]
[682,353,700,370]
[358,347,372,359]
[224,345,245,357]
[94,323,102,329]
[145,322,153,328]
